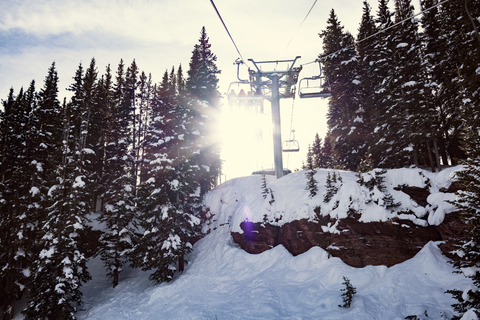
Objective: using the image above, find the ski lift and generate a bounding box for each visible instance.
[227,81,265,112]
[227,59,266,113]
[282,130,300,152]
[298,59,331,98]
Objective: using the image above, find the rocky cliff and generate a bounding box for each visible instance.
[231,185,467,267]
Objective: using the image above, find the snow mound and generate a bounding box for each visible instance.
[204,166,463,233]
[77,227,469,319]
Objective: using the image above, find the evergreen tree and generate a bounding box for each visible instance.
[420,0,452,166]
[24,90,91,319]
[261,170,269,200]
[125,60,139,195]
[0,83,40,320]
[375,0,434,168]
[82,59,108,211]
[310,133,332,169]
[357,148,374,173]
[132,67,199,283]
[354,1,378,169]
[319,10,363,170]
[324,171,342,203]
[321,132,336,169]
[339,276,357,308]
[432,0,480,165]
[305,146,318,198]
[370,0,396,167]
[97,62,137,288]
[136,70,154,187]
[186,26,222,196]
[447,60,480,318]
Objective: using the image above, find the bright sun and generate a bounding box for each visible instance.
[218,101,274,181]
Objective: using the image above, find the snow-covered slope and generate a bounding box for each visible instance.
[73,167,469,319]
[204,166,461,234]
[78,227,467,319]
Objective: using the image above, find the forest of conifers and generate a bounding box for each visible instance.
[308,0,480,172]
[0,27,221,319]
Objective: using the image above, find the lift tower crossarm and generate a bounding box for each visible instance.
[246,57,302,179]
[248,56,301,74]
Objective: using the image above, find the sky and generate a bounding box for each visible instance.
[0,0,406,180]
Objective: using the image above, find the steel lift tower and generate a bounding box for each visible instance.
[241,57,302,179]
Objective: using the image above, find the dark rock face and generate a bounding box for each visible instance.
[232,218,447,267]
[231,184,468,268]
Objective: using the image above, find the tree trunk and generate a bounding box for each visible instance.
[179,254,185,272]
[433,139,442,171]
[426,140,435,172]
[113,269,119,288]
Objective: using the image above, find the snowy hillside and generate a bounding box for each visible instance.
[72,167,470,319]
[204,166,460,234]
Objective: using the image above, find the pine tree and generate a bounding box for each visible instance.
[186,26,222,196]
[305,146,318,198]
[324,171,342,203]
[125,60,139,196]
[310,133,331,169]
[132,67,200,283]
[447,65,480,319]
[420,0,451,167]
[321,132,336,169]
[24,89,91,319]
[339,276,357,308]
[428,0,480,165]
[97,62,137,288]
[0,83,40,320]
[375,0,434,168]
[356,148,374,174]
[370,0,396,167]
[319,10,363,170]
[261,170,269,200]
[353,1,378,168]
[82,59,110,211]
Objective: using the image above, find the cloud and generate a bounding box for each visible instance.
[0,0,209,44]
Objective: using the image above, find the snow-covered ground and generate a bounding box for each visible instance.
[204,166,461,234]
[78,227,467,319]
[26,167,476,319]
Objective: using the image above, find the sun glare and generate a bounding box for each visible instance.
[219,101,274,181]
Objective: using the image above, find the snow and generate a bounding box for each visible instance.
[73,176,85,188]
[461,309,479,320]
[402,81,417,87]
[204,166,462,233]
[14,166,471,319]
[82,148,95,154]
[31,160,43,172]
[427,192,457,225]
[29,186,40,196]
[76,227,469,319]
[39,247,54,259]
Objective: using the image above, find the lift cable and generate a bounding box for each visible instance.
[285,95,297,168]
[209,0,248,66]
[280,0,318,59]
[301,0,451,67]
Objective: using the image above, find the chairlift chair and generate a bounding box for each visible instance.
[298,59,332,99]
[282,130,300,152]
[227,81,265,113]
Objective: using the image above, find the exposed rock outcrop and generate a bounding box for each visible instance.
[231,185,467,268]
